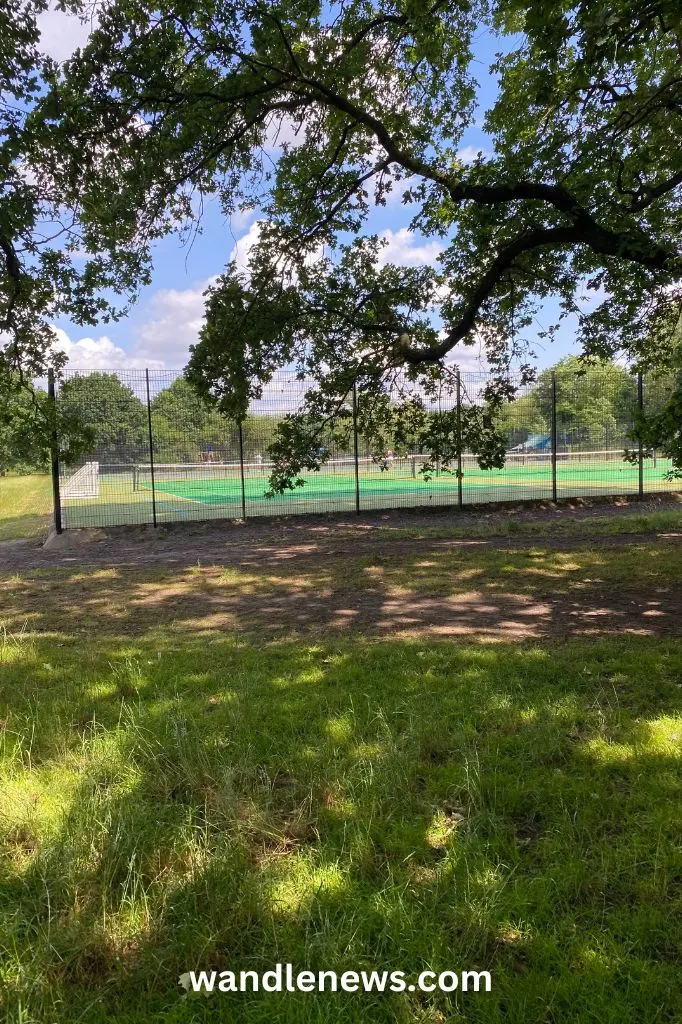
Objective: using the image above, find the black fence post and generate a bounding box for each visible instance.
[145,368,157,527]
[352,383,361,515]
[551,371,558,502]
[238,420,247,519]
[638,372,644,499]
[47,369,62,534]
[456,369,463,508]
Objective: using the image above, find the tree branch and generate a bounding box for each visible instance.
[627,169,682,212]
[400,218,677,364]
[302,158,391,239]
[0,232,22,333]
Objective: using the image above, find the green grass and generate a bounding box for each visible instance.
[373,505,682,543]
[0,474,52,541]
[1,540,682,1023]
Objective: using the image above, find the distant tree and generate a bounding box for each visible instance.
[545,357,635,449]
[58,373,147,463]
[151,377,218,461]
[635,375,682,476]
[151,378,215,434]
[499,357,636,449]
[634,321,682,476]
[149,376,283,463]
[497,390,549,448]
[0,378,49,473]
[240,415,284,460]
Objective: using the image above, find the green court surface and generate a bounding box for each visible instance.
[149,456,670,506]
[60,455,680,529]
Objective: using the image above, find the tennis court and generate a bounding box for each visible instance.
[60,450,679,528]
[146,451,674,506]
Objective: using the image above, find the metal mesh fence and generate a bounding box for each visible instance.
[554,367,640,499]
[642,372,679,496]
[465,371,554,505]
[53,366,681,530]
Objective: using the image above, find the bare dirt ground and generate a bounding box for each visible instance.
[1,492,680,569]
[1,495,681,642]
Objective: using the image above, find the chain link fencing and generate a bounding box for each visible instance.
[51,366,680,530]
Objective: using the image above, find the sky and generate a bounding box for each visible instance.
[38,4,589,378]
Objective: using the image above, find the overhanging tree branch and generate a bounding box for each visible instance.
[400,220,677,364]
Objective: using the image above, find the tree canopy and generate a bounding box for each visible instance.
[58,373,148,462]
[151,378,215,435]
[2,0,681,482]
[0,3,144,436]
[499,356,637,449]
[0,375,50,472]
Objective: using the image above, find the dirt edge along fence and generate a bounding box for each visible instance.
[49,366,679,532]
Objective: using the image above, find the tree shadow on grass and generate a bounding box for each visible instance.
[1,632,682,1023]
[2,541,682,644]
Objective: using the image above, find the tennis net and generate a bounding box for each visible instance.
[132,454,436,490]
[131,449,646,492]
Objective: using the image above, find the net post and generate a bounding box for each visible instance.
[456,369,463,508]
[47,369,63,534]
[145,368,157,527]
[352,383,361,515]
[634,372,638,499]
[551,371,558,502]
[238,420,247,519]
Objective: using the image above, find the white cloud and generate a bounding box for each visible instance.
[37,3,95,63]
[229,219,265,272]
[456,145,489,165]
[134,279,215,368]
[445,343,490,376]
[227,206,258,233]
[49,277,214,373]
[50,328,163,370]
[377,228,442,268]
[263,113,305,152]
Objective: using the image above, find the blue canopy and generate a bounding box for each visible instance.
[525,433,551,450]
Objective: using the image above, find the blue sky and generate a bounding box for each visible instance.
[40,6,587,376]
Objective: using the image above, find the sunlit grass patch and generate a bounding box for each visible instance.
[0,474,52,541]
[0,627,681,1022]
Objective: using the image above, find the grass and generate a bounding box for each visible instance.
[1,631,682,1024]
[373,505,682,543]
[1,538,682,1023]
[2,535,682,642]
[0,475,52,541]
